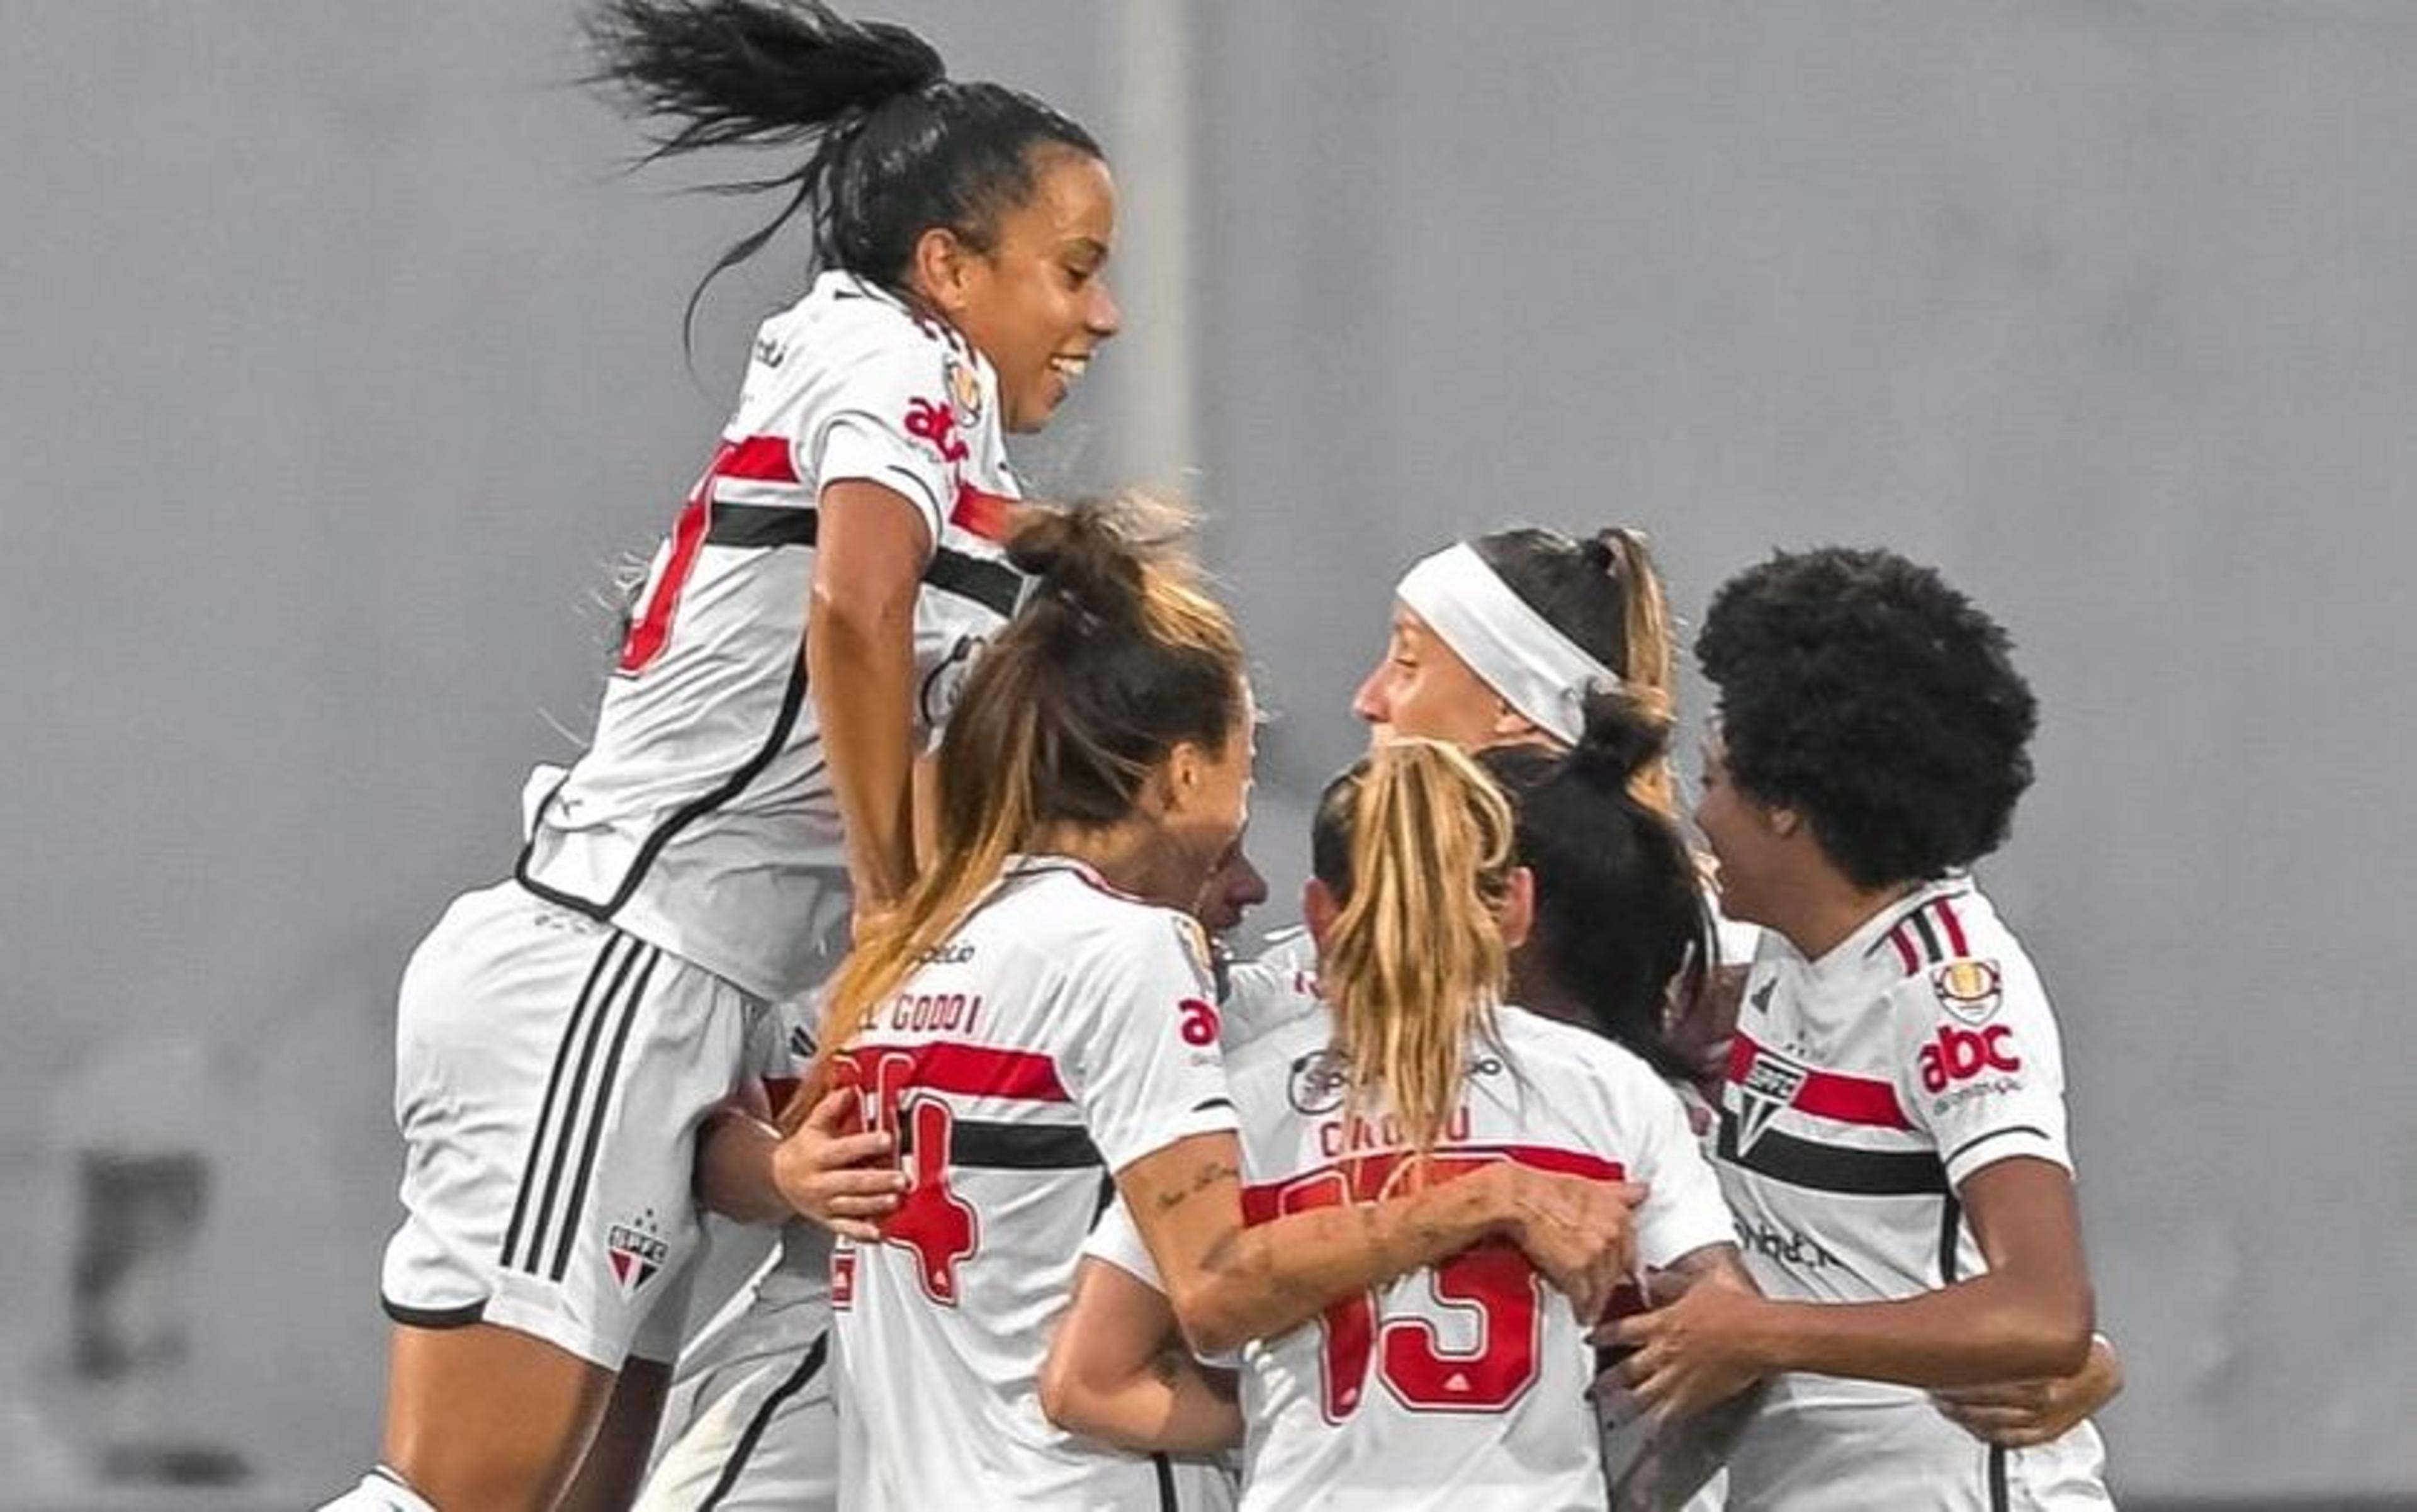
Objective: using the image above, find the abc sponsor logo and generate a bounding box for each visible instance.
[1917,1024,2020,1094]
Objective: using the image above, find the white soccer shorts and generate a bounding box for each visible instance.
[635,1268,836,1512]
[378,879,758,1367]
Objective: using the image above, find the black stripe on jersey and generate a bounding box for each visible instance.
[944,1120,1104,1170]
[381,1297,485,1329]
[1937,1193,1964,1284]
[516,655,812,925]
[502,934,636,1272]
[704,503,1023,618]
[1716,1112,1948,1197]
[549,943,663,1282]
[1151,1452,1178,1512]
[1864,888,1971,965]
[698,1331,829,1511]
[1907,906,1944,962]
[1987,1445,2009,1512]
[876,461,948,524]
[1947,1124,2051,1171]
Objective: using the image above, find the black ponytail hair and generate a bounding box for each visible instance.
[1479,691,1710,1084]
[585,0,1101,340]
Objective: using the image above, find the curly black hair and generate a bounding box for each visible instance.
[1695,548,2038,889]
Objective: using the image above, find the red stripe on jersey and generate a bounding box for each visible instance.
[714,434,801,483]
[1727,1031,1913,1130]
[1888,927,1920,974]
[869,1041,1072,1103]
[616,495,709,674]
[949,483,1015,543]
[1239,1144,1626,1225]
[1934,897,1970,956]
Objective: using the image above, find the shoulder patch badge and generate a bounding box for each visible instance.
[945,353,984,428]
[1930,959,2003,1025]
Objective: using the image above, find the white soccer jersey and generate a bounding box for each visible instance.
[1712,877,2110,1510]
[1218,928,1322,1053]
[1212,1004,1734,1512]
[831,857,1240,1511]
[517,271,1025,1003]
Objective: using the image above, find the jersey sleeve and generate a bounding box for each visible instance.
[1886,953,2074,1189]
[1620,1068,1739,1269]
[1082,1195,1166,1293]
[1063,912,1240,1176]
[806,333,967,549]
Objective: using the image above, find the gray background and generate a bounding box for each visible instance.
[4,1,2412,1503]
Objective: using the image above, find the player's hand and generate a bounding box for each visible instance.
[1606,1275,1772,1423]
[1494,1168,1647,1324]
[1931,1334,2122,1447]
[770,1088,907,1241]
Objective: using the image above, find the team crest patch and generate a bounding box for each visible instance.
[606,1210,670,1297]
[1734,1046,1810,1154]
[1931,959,2003,1025]
[945,354,984,427]
[1288,1047,1350,1115]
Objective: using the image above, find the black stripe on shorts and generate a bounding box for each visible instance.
[699,1331,830,1511]
[500,932,634,1272]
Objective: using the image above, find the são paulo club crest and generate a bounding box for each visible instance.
[606,1209,670,1297]
[1733,1045,1810,1154]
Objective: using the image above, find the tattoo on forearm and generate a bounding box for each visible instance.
[1153,1161,1239,1214]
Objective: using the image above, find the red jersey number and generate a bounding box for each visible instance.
[1277,1153,1545,1419]
[836,1048,979,1306]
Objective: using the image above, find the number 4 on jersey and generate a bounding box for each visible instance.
[836,1047,979,1305]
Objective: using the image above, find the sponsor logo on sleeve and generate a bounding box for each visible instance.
[1735,1046,1810,1154]
[1931,959,2003,1025]
[1916,1024,2022,1094]
[903,396,971,464]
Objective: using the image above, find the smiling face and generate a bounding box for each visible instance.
[1351,606,1533,751]
[927,147,1122,433]
[1692,723,1790,929]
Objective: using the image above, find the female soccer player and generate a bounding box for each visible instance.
[1044,733,1742,1509]
[1354,526,1680,806]
[1611,546,2114,1509]
[818,497,1645,1508]
[338,3,1123,1506]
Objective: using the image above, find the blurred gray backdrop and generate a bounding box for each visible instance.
[4,1,2413,1504]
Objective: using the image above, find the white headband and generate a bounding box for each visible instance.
[1394,541,1621,745]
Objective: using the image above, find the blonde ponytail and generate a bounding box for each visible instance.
[1313,740,1518,1161]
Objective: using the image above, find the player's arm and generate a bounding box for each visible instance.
[808,478,930,916]
[1932,1331,2123,1448]
[1600,1243,1764,1511]
[1116,1131,1645,1357]
[1612,1155,2093,1419]
[1037,1253,1241,1455]
[696,1085,904,1238]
